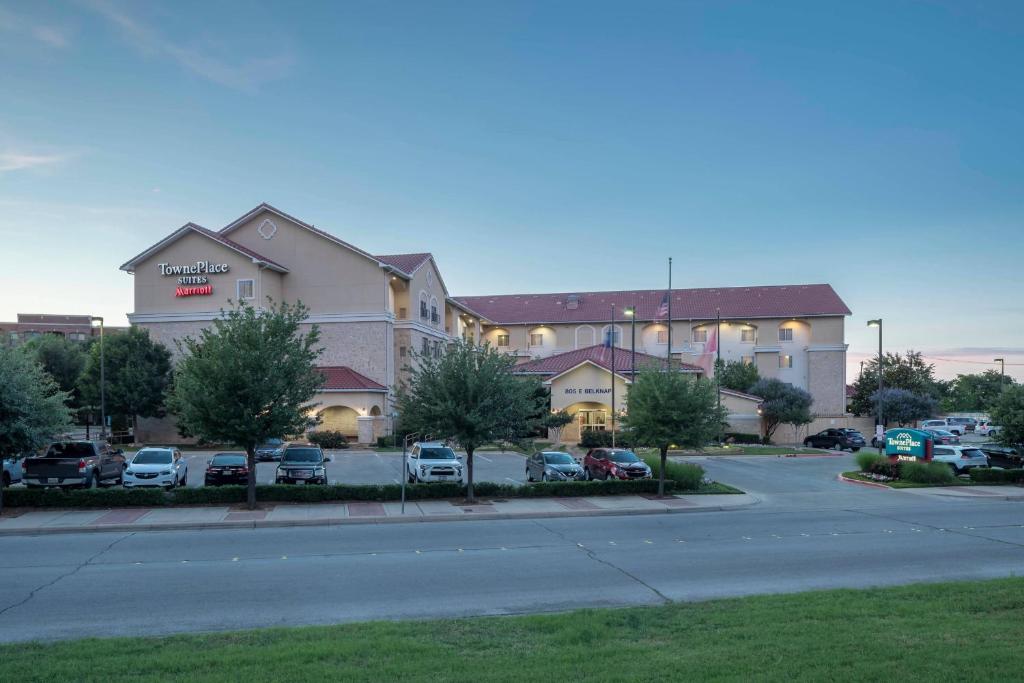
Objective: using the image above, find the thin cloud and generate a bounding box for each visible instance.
[0,152,71,173]
[0,7,71,48]
[80,0,294,93]
[31,25,70,49]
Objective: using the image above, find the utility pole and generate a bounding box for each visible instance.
[716,307,722,444]
[666,257,673,367]
[868,319,883,449]
[91,317,106,441]
[610,304,616,448]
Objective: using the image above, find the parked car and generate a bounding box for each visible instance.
[931,445,989,475]
[583,448,652,480]
[976,421,1001,437]
[977,443,1020,468]
[406,442,463,483]
[526,451,584,482]
[923,429,960,445]
[123,447,188,489]
[22,441,126,489]
[920,419,966,436]
[204,453,250,486]
[275,444,329,485]
[256,439,287,462]
[946,417,977,433]
[803,428,865,451]
[2,454,25,488]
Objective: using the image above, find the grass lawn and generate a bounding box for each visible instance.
[3,578,1023,681]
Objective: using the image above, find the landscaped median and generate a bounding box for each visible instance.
[2,577,1023,681]
[1,460,740,509]
[842,452,1024,489]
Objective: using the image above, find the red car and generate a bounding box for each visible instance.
[583,448,652,480]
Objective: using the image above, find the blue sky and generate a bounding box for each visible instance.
[1,0,1022,380]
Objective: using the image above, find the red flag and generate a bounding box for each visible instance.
[656,291,669,318]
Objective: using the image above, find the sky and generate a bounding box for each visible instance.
[1,0,1022,381]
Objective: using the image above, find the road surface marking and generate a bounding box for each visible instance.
[476,455,493,463]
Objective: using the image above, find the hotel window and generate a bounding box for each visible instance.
[431,305,439,325]
[237,279,255,300]
[398,307,407,319]
[530,333,543,346]
[742,355,755,365]
[779,327,794,342]
[420,300,428,320]
[740,328,755,343]
[604,327,621,346]
[433,340,441,358]
[8,332,18,342]
[497,334,510,347]
[693,329,708,343]
[779,355,793,368]
[656,330,668,344]
[399,346,407,358]
[421,338,429,356]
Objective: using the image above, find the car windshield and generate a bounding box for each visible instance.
[211,454,246,466]
[419,447,456,460]
[45,443,95,457]
[962,449,986,459]
[133,450,173,464]
[544,453,574,465]
[282,448,322,463]
[845,431,863,437]
[609,450,640,464]
[259,440,283,448]
[932,430,954,437]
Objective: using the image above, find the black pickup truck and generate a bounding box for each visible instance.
[22,441,126,489]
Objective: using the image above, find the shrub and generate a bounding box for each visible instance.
[376,436,398,448]
[723,432,762,445]
[969,468,1024,484]
[866,460,900,479]
[4,487,167,508]
[578,431,636,448]
[856,452,886,472]
[307,430,349,449]
[900,461,956,485]
[641,454,705,490]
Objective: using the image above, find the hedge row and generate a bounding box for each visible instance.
[969,468,1024,484]
[2,478,680,508]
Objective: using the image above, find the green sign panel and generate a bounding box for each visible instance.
[884,429,930,459]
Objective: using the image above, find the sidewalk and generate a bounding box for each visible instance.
[0,493,758,536]
[899,485,1024,501]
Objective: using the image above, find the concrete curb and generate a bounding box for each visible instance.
[836,473,893,490]
[0,496,760,537]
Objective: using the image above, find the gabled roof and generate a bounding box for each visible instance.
[318,366,387,392]
[454,284,850,325]
[512,345,703,380]
[119,223,289,273]
[374,253,432,275]
[220,202,381,264]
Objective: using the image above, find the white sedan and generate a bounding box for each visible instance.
[123,447,188,489]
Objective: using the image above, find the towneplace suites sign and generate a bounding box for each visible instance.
[884,428,933,462]
[158,260,230,298]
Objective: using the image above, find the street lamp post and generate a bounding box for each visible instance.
[624,306,636,381]
[610,305,616,448]
[90,316,106,441]
[994,357,1005,379]
[867,319,883,449]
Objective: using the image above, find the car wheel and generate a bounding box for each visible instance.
[584,468,592,481]
[84,471,97,490]
[803,439,812,447]
[541,473,549,482]
[181,470,187,487]
[851,447,861,452]
[408,470,416,484]
[526,468,534,483]
[948,464,960,476]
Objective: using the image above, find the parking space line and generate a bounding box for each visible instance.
[476,455,493,463]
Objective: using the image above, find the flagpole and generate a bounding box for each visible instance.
[666,257,673,368]
[610,304,616,448]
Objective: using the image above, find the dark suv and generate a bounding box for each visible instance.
[275,444,330,485]
[803,429,865,452]
[583,448,652,480]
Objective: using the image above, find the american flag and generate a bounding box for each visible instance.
[656,291,670,318]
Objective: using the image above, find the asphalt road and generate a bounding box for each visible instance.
[2,453,1023,643]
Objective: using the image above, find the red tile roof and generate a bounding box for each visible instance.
[454,284,850,325]
[318,366,387,392]
[374,253,432,276]
[512,345,703,378]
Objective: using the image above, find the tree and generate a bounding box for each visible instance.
[750,378,813,443]
[542,409,574,445]
[168,301,324,509]
[715,359,760,393]
[396,341,543,501]
[81,327,173,436]
[23,335,88,409]
[0,346,73,513]
[849,351,941,417]
[623,368,725,496]
[941,371,1015,413]
[873,388,937,426]
[990,385,1024,447]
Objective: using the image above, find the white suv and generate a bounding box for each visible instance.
[931,445,989,475]
[920,419,966,436]
[407,442,463,484]
[976,420,1001,437]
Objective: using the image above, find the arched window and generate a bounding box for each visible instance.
[600,325,624,346]
[419,291,428,321]
[430,296,439,325]
[575,325,596,348]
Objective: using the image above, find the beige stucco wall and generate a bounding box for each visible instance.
[406,258,447,333]
[225,210,387,314]
[548,363,630,413]
[132,231,281,314]
[807,350,847,416]
[305,321,390,387]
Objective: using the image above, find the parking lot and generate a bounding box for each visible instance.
[176,449,528,488]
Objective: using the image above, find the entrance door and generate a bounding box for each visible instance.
[578,409,607,432]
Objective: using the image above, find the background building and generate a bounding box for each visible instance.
[0,313,127,347]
